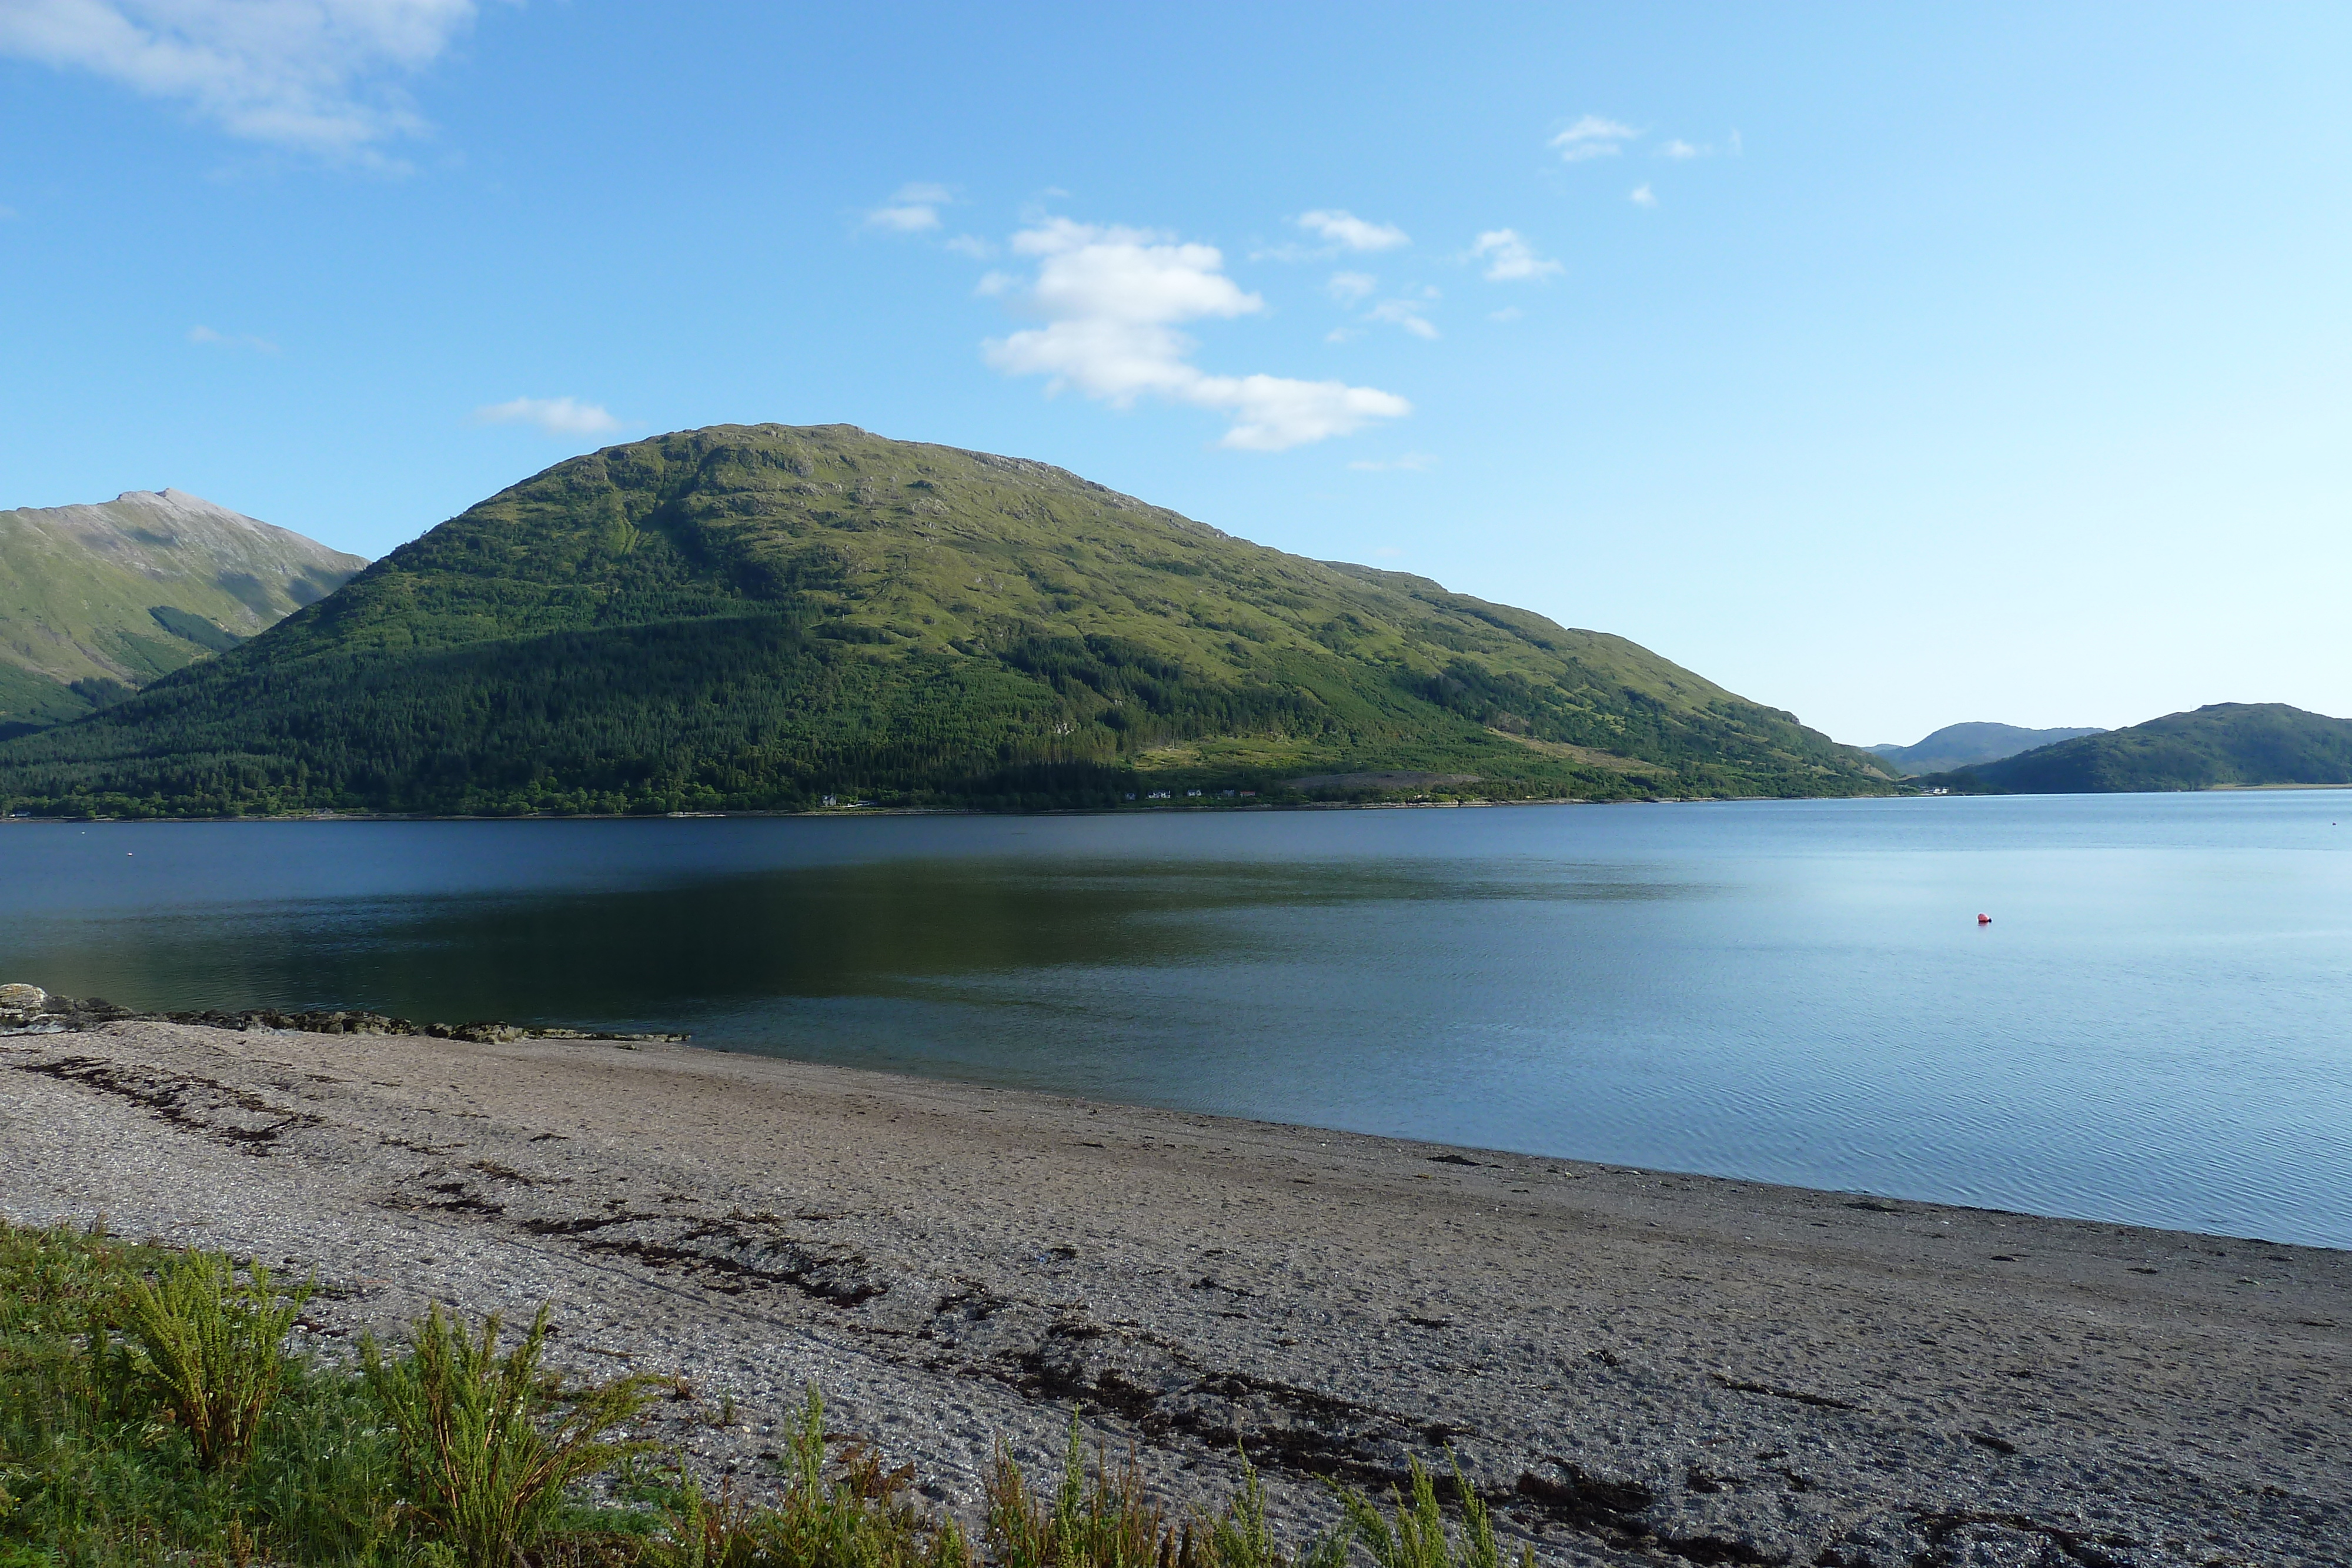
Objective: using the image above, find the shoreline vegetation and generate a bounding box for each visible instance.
[4,1220,1448,1568]
[4,1016,2343,1566]
[0,793,1734,825]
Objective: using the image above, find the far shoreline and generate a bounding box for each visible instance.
[16,783,2352,824]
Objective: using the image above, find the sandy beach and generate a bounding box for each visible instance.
[3,1019,2344,1567]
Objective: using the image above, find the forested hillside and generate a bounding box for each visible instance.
[1930,703,2352,793]
[1869,722,2104,776]
[0,424,1894,816]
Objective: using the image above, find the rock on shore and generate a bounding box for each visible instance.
[0,984,681,1044]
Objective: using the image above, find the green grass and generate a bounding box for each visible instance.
[0,1225,406,1566]
[0,493,360,711]
[645,1390,971,1568]
[0,424,1894,816]
[1335,1458,1527,1568]
[0,1222,1513,1568]
[0,663,87,741]
[363,1304,659,1567]
[118,1249,315,1471]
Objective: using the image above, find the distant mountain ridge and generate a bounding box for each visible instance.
[0,423,1895,816]
[0,490,366,737]
[1870,721,2105,776]
[1929,704,2352,793]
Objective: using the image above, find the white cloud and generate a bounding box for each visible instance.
[1295,208,1408,252]
[1349,453,1437,473]
[188,322,278,352]
[1659,139,1705,160]
[1550,113,1637,162]
[1488,306,1523,323]
[1327,270,1376,305]
[867,203,938,232]
[1729,129,1743,156]
[471,396,621,437]
[0,0,482,161]
[1469,229,1561,282]
[0,203,17,220]
[1629,184,1657,208]
[944,233,995,259]
[1365,296,1438,340]
[981,218,1408,451]
[867,183,952,232]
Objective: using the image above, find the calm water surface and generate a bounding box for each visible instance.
[5,794,2348,1246]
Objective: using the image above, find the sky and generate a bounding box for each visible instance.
[1,3,2347,746]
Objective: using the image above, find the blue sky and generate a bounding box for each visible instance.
[2,3,2346,745]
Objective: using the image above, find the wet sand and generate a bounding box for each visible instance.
[4,1020,2344,1567]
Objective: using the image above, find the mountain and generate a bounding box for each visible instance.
[0,489,367,738]
[0,424,1895,817]
[1869,721,2106,776]
[1930,703,2352,793]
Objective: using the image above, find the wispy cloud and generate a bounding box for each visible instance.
[0,203,17,220]
[1550,113,1638,162]
[188,323,278,353]
[1660,132,1743,159]
[1295,208,1408,252]
[1365,292,1439,340]
[1488,306,1523,323]
[944,233,995,259]
[867,182,951,232]
[1468,229,1561,282]
[471,396,621,437]
[1629,184,1656,208]
[0,0,485,163]
[981,218,1409,452]
[1327,271,1377,305]
[1349,452,1437,473]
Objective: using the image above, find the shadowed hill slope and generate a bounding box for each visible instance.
[0,490,366,737]
[0,424,1893,815]
[1930,703,2352,793]
[1869,721,2104,776]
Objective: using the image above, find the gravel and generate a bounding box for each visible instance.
[3,1018,2344,1567]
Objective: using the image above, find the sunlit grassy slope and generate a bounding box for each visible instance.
[0,424,1894,815]
[0,489,366,737]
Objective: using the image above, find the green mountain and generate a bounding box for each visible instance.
[1869,721,2104,776]
[0,424,1894,817]
[1930,703,2352,793]
[0,489,367,738]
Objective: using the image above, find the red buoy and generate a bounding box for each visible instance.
[1977,913,1992,925]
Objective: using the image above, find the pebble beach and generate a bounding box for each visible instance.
[4,1017,2344,1567]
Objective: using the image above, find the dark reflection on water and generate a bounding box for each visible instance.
[8,854,1686,1020]
[5,795,2348,1247]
